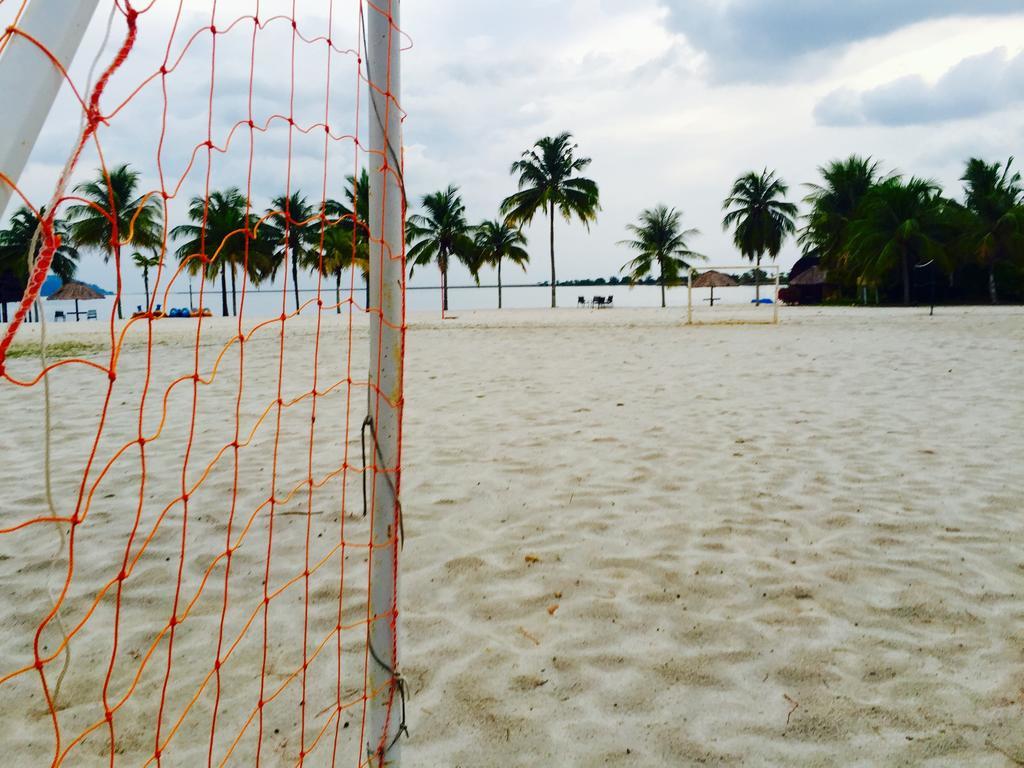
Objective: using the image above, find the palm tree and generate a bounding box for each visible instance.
[65,164,163,319]
[322,169,371,312]
[800,156,883,279]
[171,188,264,317]
[474,219,529,309]
[0,205,80,284]
[406,185,475,313]
[131,251,162,311]
[722,169,798,302]
[321,217,369,313]
[619,205,704,308]
[958,157,1024,304]
[845,177,947,306]
[264,192,322,314]
[501,132,600,308]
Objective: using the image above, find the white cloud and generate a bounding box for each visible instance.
[816,48,1024,126]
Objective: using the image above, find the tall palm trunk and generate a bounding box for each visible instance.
[441,267,449,313]
[988,263,998,305]
[142,268,151,310]
[220,267,229,317]
[114,244,124,320]
[497,259,503,309]
[335,269,342,314]
[230,263,238,316]
[1,302,7,323]
[549,200,557,308]
[754,254,762,303]
[659,258,666,308]
[291,253,301,314]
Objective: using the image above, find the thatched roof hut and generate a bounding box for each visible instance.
[789,266,828,286]
[692,270,739,289]
[47,281,105,301]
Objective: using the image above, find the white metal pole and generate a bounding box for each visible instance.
[773,268,780,324]
[688,270,694,324]
[366,0,403,765]
[0,0,100,216]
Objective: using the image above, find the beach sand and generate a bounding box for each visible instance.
[0,306,1022,766]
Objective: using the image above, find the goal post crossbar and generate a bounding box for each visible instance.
[686,265,781,326]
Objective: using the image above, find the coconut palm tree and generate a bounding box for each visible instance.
[474,219,529,309]
[845,177,947,306]
[131,251,162,311]
[324,169,371,311]
[619,205,704,308]
[65,164,163,319]
[958,156,1024,304]
[171,188,265,317]
[800,156,883,274]
[264,192,323,314]
[722,169,798,302]
[406,185,475,313]
[501,132,600,308]
[0,205,80,284]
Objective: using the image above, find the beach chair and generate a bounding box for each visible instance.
[54,311,66,322]
[592,296,604,308]
[605,296,614,308]
[577,296,586,307]
[86,309,98,320]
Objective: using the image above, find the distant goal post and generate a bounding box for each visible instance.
[686,265,781,326]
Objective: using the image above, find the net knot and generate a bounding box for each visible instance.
[209,24,217,35]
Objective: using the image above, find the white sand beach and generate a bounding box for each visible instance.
[1,306,1022,766]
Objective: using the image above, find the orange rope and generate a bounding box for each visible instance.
[0,2,407,765]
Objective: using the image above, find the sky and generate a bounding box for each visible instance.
[4,0,1024,294]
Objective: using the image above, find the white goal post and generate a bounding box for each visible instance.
[686,265,781,326]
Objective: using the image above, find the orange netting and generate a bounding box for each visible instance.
[0,1,406,765]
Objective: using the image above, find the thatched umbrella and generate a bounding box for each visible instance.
[47,280,104,321]
[692,269,739,306]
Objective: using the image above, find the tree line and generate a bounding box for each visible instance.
[3,140,1022,317]
[409,140,1024,308]
[0,164,372,319]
